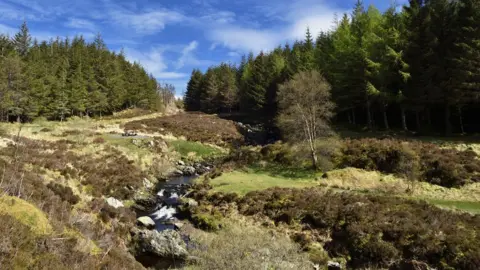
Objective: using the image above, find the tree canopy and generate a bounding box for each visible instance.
[0,22,170,121]
[185,0,480,135]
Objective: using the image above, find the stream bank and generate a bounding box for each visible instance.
[130,161,210,269]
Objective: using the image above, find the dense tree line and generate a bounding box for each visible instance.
[0,22,170,122]
[185,0,480,135]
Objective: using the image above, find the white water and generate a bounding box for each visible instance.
[151,205,177,221]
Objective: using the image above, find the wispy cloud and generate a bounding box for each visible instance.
[202,0,344,53]
[110,9,185,35]
[124,46,189,80]
[65,18,96,31]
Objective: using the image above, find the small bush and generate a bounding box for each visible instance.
[93,137,105,144]
[39,127,53,132]
[61,129,82,136]
[47,183,80,205]
[341,138,480,187]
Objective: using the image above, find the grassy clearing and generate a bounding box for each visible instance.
[169,139,223,160]
[211,170,319,195]
[0,195,53,235]
[423,199,480,214]
[210,167,480,213]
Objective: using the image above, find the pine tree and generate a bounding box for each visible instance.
[12,21,32,57]
[185,69,204,111]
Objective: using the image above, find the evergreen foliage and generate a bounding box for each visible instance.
[185,0,480,135]
[0,22,170,121]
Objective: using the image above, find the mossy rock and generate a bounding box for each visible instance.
[0,195,53,235]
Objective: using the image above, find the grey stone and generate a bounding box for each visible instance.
[137,216,155,229]
[327,261,342,270]
[183,166,196,176]
[182,198,198,208]
[106,197,124,209]
[134,229,188,259]
[177,160,185,166]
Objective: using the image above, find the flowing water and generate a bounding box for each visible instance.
[148,175,199,231]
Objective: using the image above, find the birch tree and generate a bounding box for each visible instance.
[277,70,335,170]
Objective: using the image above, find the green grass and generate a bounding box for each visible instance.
[423,199,480,214]
[211,170,319,195]
[169,140,222,159]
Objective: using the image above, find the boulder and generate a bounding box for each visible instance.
[137,216,156,229]
[106,197,124,209]
[132,194,159,213]
[182,166,196,176]
[177,160,185,166]
[133,229,188,259]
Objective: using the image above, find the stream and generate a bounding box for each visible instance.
[148,175,199,231]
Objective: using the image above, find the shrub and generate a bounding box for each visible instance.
[92,137,105,144]
[340,138,480,187]
[197,187,480,269]
[125,113,244,146]
[47,183,80,205]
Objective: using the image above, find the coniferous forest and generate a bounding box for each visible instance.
[0,22,174,122]
[184,0,480,135]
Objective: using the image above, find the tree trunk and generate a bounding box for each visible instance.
[310,148,318,170]
[401,107,408,131]
[366,100,372,129]
[426,108,432,127]
[352,108,356,125]
[458,106,465,134]
[383,106,389,130]
[16,115,20,123]
[415,110,421,131]
[445,104,452,135]
[347,111,352,124]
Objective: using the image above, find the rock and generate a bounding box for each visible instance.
[132,194,159,213]
[177,160,185,166]
[328,261,342,270]
[133,229,188,259]
[137,216,155,229]
[182,198,198,208]
[143,178,154,189]
[173,169,183,176]
[106,197,124,209]
[173,222,184,230]
[182,166,196,176]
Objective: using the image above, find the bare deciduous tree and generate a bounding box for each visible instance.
[277,70,335,170]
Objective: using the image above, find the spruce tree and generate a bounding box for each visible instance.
[12,21,32,57]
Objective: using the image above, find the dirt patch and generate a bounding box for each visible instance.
[125,112,244,146]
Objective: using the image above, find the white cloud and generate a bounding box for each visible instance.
[208,26,279,53]
[175,40,215,69]
[124,47,189,80]
[111,9,185,34]
[203,1,344,53]
[66,18,96,31]
[175,40,198,69]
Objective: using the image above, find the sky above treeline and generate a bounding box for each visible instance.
[0,0,407,96]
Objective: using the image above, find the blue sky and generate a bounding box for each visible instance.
[0,0,406,96]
